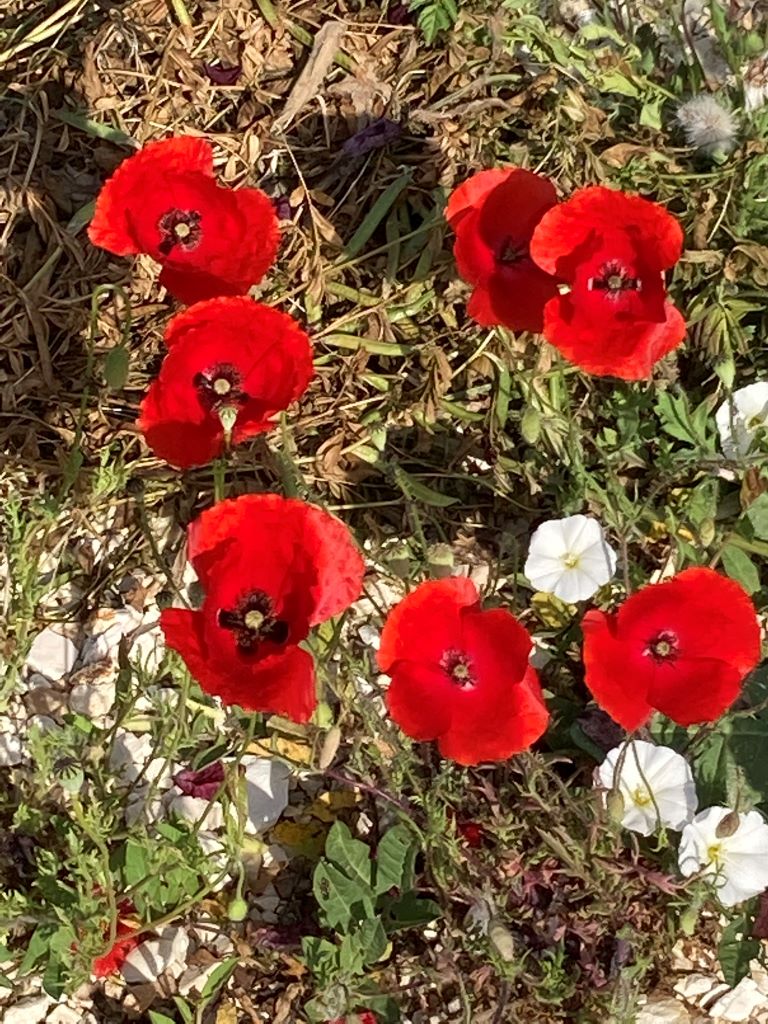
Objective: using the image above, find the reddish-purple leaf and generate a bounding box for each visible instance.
[203,62,242,86]
[174,759,225,800]
[341,118,402,159]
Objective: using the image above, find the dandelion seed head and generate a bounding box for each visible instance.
[676,93,739,155]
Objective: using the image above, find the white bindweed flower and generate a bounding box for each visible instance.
[524,514,617,603]
[598,741,698,836]
[676,94,739,156]
[678,806,768,907]
[716,381,768,458]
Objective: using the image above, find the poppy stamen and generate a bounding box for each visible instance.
[645,629,679,663]
[589,260,641,298]
[441,649,476,689]
[194,363,247,411]
[218,590,289,654]
[497,237,528,265]
[158,208,202,256]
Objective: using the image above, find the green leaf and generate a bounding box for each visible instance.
[342,171,412,258]
[719,910,759,986]
[122,840,149,888]
[393,467,458,507]
[720,544,761,594]
[149,1013,177,1024]
[104,345,130,390]
[325,821,375,893]
[357,918,389,965]
[745,493,768,540]
[375,825,417,894]
[338,932,366,976]
[172,997,194,1024]
[314,862,369,930]
[200,956,239,1000]
[383,891,440,930]
[655,390,709,447]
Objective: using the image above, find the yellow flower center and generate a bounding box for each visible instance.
[707,842,723,866]
[562,553,581,569]
[631,786,652,808]
[174,221,192,240]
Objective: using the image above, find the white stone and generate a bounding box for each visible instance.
[130,627,165,675]
[68,678,116,723]
[708,977,766,1021]
[81,608,142,666]
[164,793,224,830]
[2,994,54,1024]
[675,974,724,1003]
[357,624,380,649]
[0,718,26,766]
[109,732,154,785]
[177,960,222,997]
[120,926,189,984]
[635,997,690,1023]
[47,1006,84,1024]
[25,629,78,680]
[242,757,290,834]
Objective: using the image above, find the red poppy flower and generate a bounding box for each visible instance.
[446,167,559,333]
[161,494,365,722]
[582,567,761,730]
[138,297,313,468]
[92,899,140,978]
[88,137,279,304]
[529,185,685,379]
[378,577,549,766]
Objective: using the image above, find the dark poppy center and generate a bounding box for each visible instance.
[497,237,527,265]
[441,649,476,689]
[158,208,202,256]
[589,260,641,298]
[193,363,247,411]
[645,629,679,664]
[218,589,289,654]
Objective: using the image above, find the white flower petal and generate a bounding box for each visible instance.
[525,515,617,602]
[598,740,697,835]
[678,806,768,906]
[716,381,768,458]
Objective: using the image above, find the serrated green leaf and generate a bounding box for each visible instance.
[375,825,417,894]
[325,821,375,893]
[357,918,388,964]
[721,544,761,594]
[314,862,369,930]
[719,911,759,986]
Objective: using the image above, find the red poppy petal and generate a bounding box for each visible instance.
[377,577,479,673]
[582,608,655,730]
[530,186,683,278]
[158,265,244,304]
[453,210,496,287]
[229,187,281,286]
[470,265,559,333]
[161,606,316,721]
[462,607,532,686]
[446,168,520,228]
[186,495,363,627]
[475,170,558,254]
[385,661,454,740]
[92,934,141,978]
[138,381,224,469]
[438,665,548,765]
[648,658,744,726]
[88,137,214,256]
[618,567,761,676]
[541,296,686,379]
